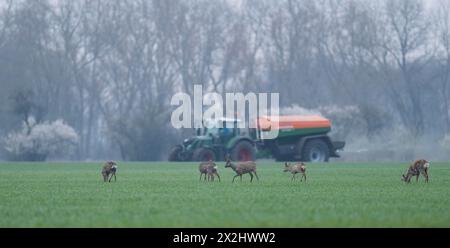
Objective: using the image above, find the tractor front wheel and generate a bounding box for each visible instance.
[230,141,256,162]
[168,145,183,161]
[192,148,217,162]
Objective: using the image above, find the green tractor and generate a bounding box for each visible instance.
[168,115,345,162]
[169,118,255,162]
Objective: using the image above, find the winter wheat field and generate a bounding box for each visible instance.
[0,162,450,227]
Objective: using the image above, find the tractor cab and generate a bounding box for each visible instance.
[169,118,255,162]
[202,118,242,143]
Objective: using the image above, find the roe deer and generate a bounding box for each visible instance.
[199,160,220,182]
[284,162,307,182]
[402,159,430,183]
[102,161,118,182]
[225,158,259,183]
[206,164,221,182]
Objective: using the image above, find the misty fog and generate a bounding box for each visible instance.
[1,0,450,162]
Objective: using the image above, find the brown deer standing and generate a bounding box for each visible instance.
[206,165,221,182]
[402,159,430,183]
[199,160,220,182]
[102,161,118,182]
[225,158,259,183]
[284,162,307,182]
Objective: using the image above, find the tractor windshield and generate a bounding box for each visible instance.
[200,119,244,140]
[204,127,219,136]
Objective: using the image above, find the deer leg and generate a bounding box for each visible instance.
[204,173,207,181]
[406,174,412,183]
[249,172,254,182]
[253,171,259,181]
[232,174,239,183]
[423,171,429,183]
[303,173,306,182]
[215,173,221,182]
[114,173,116,182]
[103,173,108,182]
[291,174,295,181]
[108,174,113,182]
[416,174,419,183]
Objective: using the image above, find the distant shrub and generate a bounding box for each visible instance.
[2,118,79,161]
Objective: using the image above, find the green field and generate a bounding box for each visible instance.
[0,162,449,227]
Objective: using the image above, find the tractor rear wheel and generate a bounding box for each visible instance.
[192,148,217,162]
[230,141,256,162]
[301,139,330,162]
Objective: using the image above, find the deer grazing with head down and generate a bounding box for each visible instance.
[402,159,430,183]
[199,160,220,182]
[102,161,118,182]
[284,162,307,182]
[225,157,259,183]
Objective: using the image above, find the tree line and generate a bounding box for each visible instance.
[1,0,449,161]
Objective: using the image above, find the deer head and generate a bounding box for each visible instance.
[225,158,232,168]
[401,174,410,183]
[283,162,291,172]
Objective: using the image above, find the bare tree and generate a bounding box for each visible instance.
[435,0,450,134]
[1,0,450,161]
[381,0,431,139]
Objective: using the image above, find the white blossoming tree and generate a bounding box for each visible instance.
[3,118,79,161]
